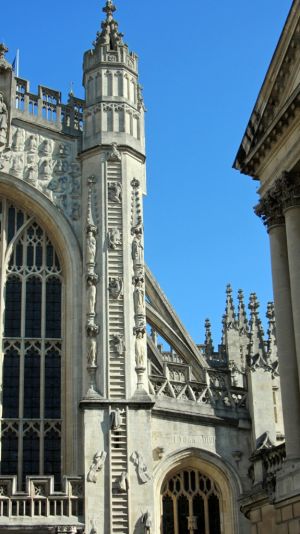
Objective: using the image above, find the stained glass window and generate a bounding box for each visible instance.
[0,201,63,489]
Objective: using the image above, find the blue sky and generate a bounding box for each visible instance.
[1,0,292,345]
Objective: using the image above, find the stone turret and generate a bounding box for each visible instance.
[82,0,145,152]
[81,3,151,532]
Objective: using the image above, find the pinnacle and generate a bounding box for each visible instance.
[94,0,124,50]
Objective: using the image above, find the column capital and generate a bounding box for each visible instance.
[255,171,300,229]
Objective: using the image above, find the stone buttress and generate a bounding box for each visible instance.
[80,2,153,533]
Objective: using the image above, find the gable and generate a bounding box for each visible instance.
[234,0,300,177]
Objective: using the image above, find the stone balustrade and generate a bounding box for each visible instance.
[15,78,84,135]
[0,476,84,520]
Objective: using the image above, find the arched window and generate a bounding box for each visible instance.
[0,200,63,490]
[162,469,222,534]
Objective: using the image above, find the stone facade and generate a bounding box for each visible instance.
[0,2,289,533]
[234,0,300,532]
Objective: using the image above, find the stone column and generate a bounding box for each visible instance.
[268,222,300,459]
[285,206,300,374]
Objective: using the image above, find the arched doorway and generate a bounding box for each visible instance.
[162,468,222,534]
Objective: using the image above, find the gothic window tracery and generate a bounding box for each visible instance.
[162,469,222,534]
[0,200,63,489]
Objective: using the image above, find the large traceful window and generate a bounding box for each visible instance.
[0,201,63,489]
[162,469,222,534]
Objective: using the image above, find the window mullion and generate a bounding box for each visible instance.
[204,496,210,534]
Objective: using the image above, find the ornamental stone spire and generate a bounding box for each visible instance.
[238,289,248,335]
[93,1,125,50]
[204,318,214,359]
[224,284,237,330]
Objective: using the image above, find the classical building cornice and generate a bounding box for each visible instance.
[255,171,300,227]
[233,0,300,178]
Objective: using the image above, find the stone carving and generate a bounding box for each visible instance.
[130,451,151,484]
[112,334,125,355]
[0,126,81,222]
[108,228,122,250]
[11,154,24,177]
[113,472,129,493]
[134,280,145,316]
[12,128,25,151]
[0,43,12,72]
[87,336,97,367]
[111,408,124,430]
[131,216,143,236]
[0,93,8,147]
[131,178,140,189]
[107,142,121,161]
[135,331,146,368]
[142,511,152,532]
[87,231,97,265]
[87,278,97,316]
[86,318,100,337]
[132,235,143,264]
[87,451,107,483]
[85,177,101,396]
[40,158,53,180]
[108,181,122,203]
[109,277,123,299]
[40,138,53,156]
[27,134,38,153]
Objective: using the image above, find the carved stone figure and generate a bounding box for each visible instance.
[40,139,53,156]
[132,235,143,264]
[142,511,152,532]
[109,277,123,299]
[86,231,97,264]
[112,335,125,355]
[25,164,38,184]
[71,202,81,221]
[11,154,24,177]
[58,143,70,158]
[108,181,122,203]
[134,281,145,315]
[107,142,121,161]
[111,408,123,430]
[40,159,52,180]
[87,337,97,367]
[28,134,38,153]
[87,451,107,483]
[87,279,97,316]
[12,128,25,152]
[131,216,143,236]
[135,331,146,368]
[55,159,69,175]
[115,472,129,493]
[86,318,100,337]
[0,150,11,172]
[0,94,8,147]
[130,451,151,484]
[108,228,122,250]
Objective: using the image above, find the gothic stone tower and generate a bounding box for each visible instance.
[80,2,153,532]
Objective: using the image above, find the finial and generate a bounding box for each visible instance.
[266,301,275,321]
[0,43,8,60]
[238,289,248,334]
[224,283,236,329]
[103,0,116,17]
[204,318,214,358]
[0,43,12,72]
[94,1,124,50]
